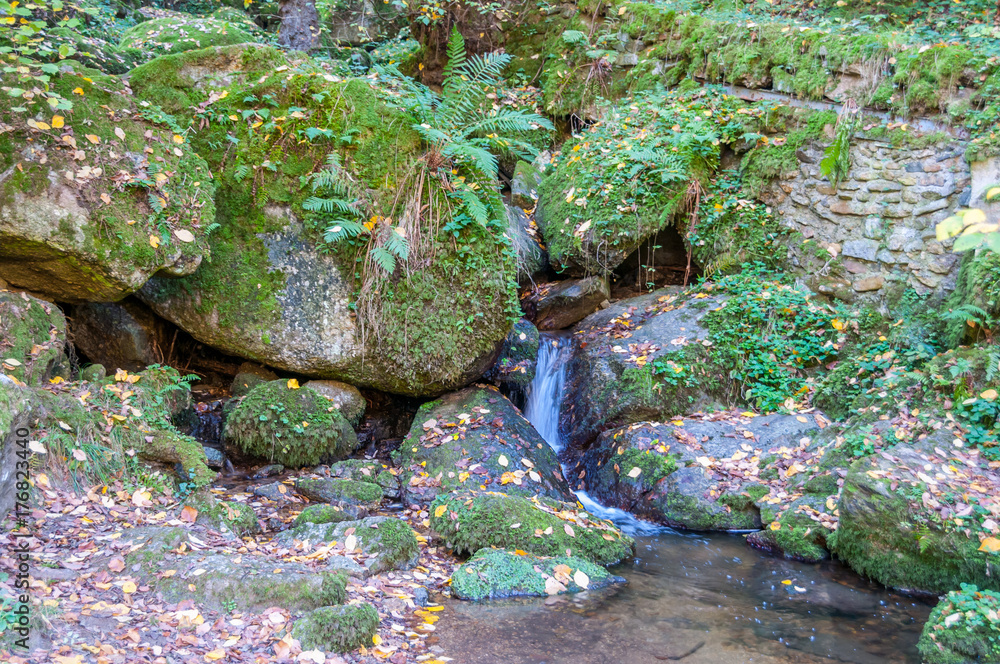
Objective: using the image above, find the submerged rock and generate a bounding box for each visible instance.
[524,277,610,331]
[278,516,419,574]
[393,387,574,504]
[917,584,1000,664]
[579,414,823,532]
[0,64,215,302]
[0,290,67,386]
[224,380,358,468]
[292,603,380,653]
[450,548,624,600]
[429,491,633,566]
[834,432,1000,594]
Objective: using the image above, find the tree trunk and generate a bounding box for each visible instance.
[278,0,320,52]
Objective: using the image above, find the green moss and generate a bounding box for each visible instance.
[450,548,618,600]
[918,584,1000,664]
[144,429,216,488]
[225,380,357,468]
[616,447,677,485]
[184,491,260,536]
[120,16,255,56]
[0,291,66,386]
[292,603,379,653]
[281,516,419,573]
[294,478,383,506]
[293,504,362,526]
[429,491,634,565]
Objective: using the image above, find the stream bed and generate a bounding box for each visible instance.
[432,527,931,664]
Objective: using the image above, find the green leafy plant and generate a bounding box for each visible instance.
[819,99,860,188]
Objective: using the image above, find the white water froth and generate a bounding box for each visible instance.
[524,333,669,537]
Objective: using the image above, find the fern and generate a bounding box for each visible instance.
[820,99,860,188]
[233,164,251,182]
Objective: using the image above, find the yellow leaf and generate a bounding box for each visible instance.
[149,235,161,248]
[964,208,987,226]
[72,87,84,95]
[980,537,1000,553]
[617,5,627,14]
[173,134,185,144]
[204,649,226,661]
[434,504,447,518]
[100,193,111,204]
[372,634,382,645]
[35,121,51,130]
[770,522,781,531]
[831,319,845,330]
[564,524,575,537]
[121,581,137,594]
[287,378,300,389]
[781,579,792,585]
[85,134,100,144]
[982,389,998,402]
[174,229,195,243]
[115,127,126,140]
[51,115,64,128]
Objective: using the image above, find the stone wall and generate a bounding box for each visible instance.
[761,136,972,301]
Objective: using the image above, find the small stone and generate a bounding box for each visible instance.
[897,176,917,186]
[842,239,880,262]
[867,180,903,192]
[914,199,950,216]
[844,260,868,274]
[905,162,924,173]
[853,275,885,292]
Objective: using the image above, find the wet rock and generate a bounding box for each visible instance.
[79,364,107,382]
[745,494,830,563]
[294,477,383,510]
[483,319,539,389]
[224,380,358,468]
[0,290,67,386]
[292,603,380,653]
[429,491,633,566]
[393,387,574,504]
[413,586,429,606]
[230,362,278,398]
[327,459,400,499]
[580,415,821,531]
[70,299,173,373]
[303,379,366,426]
[203,446,225,469]
[278,516,419,575]
[834,432,1000,594]
[251,481,294,501]
[450,548,625,600]
[511,160,542,209]
[126,527,348,612]
[560,289,725,450]
[251,463,285,479]
[525,278,611,331]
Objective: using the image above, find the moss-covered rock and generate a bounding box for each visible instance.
[834,433,1000,594]
[224,380,358,468]
[230,362,278,397]
[745,495,830,563]
[303,380,366,426]
[0,290,66,386]
[132,46,518,397]
[292,603,379,653]
[0,380,35,521]
[327,459,399,499]
[47,28,146,75]
[184,489,261,537]
[483,318,539,388]
[0,63,216,303]
[120,16,256,57]
[560,289,725,450]
[294,478,382,510]
[293,503,362,526]
[278,516,420,574]
[429,491,633,566]
[918,584,1000,664]
[126,526,348,611]
[393,386,574,504]
[450,548,624,600]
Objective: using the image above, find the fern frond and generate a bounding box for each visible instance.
[324,219,368,243]
[371,246,397,274]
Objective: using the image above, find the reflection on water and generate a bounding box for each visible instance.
[434,530,931,664]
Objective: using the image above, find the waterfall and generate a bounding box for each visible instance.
[524,332,668,536]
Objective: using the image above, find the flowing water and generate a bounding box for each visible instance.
[432,333,933,663]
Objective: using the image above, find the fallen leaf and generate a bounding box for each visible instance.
[175,229,195,243]
[573,569,590,589]
[287,378,300,389]
[180,505,199,523]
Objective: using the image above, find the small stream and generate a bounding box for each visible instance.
[433,333,932,663]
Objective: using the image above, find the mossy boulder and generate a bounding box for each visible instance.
[745,495,830,563]
[230,362,278,397]
[0,290,66,386]
[579,414,822,532]
[224,380,358,468]
[0,64,216,302]
[126,526,348,611]
[120,16,256,57]
[303,380,366,426]
[918,584,1000,664]
[294,478,383,510]
[278,516,420,574]
[0,380,36,521]
[560,289,725,450]
[429,491,633,566]
[834,433,1000,594]
[450,548,624,601]
[292,603,380,653]
[483,318,539,388]
[183,489,261,537]
[47,28,146,75]
[293,503,363,526]
[132,46,518,397]
[393,387,574,504]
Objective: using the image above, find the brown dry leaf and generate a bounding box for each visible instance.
[108,557,125,573]
[564,524,575,537]
[180,505,199,523]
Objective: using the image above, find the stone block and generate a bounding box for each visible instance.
[853,275,885,292]
[844,260,867,274]
[882,204,913,218]
[887,227,918,252]
[863,217,885,240]
[830,200,872,216]
[876,249,897,264]
[902,189,921,204]
[914,199,950,216]
[897,176,917,186]
[842,239,879,262]
[905,162,924,173]
[867,180,903,192]
[855,171,878,182]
